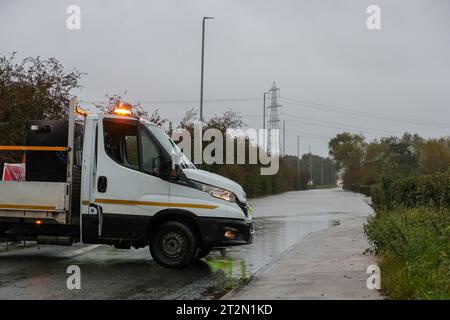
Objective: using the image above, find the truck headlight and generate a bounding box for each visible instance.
[191,181,236,203]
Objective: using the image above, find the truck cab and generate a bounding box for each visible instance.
[0,103,253,268]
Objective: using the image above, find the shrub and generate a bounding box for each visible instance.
[365,207,450,299]
[371,172,450,210]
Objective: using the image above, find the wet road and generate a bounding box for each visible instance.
[0,188,372,299]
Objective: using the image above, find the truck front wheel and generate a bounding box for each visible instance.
[149,221,198,269]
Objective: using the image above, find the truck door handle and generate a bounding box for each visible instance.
[97,176,107,193]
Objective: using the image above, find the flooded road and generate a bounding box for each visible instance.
[0,188,372,299]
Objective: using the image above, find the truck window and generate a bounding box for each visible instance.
[103,120,139,170]
[124,134,139,169]
[140,129,161,175]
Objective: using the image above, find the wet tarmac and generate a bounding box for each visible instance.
[0,188,372,299]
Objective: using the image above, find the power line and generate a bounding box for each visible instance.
[83,95,450,129]
[140,97,260,104]
[285,132,329,141]
[283,113,403,136]
[83,97,261,107]
[241,113,402,136]
[280,97,450,129]
[285,129,332,141]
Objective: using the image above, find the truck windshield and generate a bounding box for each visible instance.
[145,124,196,169]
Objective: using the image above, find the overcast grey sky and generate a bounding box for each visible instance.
[1,0,449,156]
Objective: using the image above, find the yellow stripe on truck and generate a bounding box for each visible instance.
[93,198,218,210]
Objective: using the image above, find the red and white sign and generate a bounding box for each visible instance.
[2,163,25,181]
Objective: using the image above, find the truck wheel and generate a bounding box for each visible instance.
[150,221,198,269]
[196,248,211,260]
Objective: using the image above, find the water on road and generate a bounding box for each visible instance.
[0,188,372,299]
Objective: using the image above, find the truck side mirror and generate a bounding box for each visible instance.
[170,163,181,180]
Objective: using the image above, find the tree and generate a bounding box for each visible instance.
[328,133,365,169]
[94,94,166,125]
[178,106,198,129]
[0,53,83,164]
[328,132,366,189]
[418,138,450,174]
[380,133,422,178]
[328,131,449,193]
[175,107,310,197]
[360,140,389,185]
[206,109,244,132]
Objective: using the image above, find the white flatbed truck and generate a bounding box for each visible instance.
[0,99,253,268]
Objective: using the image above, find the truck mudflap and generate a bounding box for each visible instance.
[196,217,253,247]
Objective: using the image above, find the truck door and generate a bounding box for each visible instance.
[84,115,170,242]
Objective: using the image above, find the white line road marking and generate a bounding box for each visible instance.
[62,244,101,258]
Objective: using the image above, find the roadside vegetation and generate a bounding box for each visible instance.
[365,206,449,299]
[164,106,314,198]
[329,132,450,299]
[0,52,82,166]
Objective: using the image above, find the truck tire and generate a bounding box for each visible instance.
[196,248,211,260]
[149,221,198,269]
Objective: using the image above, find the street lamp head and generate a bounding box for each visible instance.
[203,16,215,20]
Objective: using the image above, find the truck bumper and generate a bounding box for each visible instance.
[196,217,254,247]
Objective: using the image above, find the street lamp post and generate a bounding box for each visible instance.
[262,92,268,151]
[200,16,214,122]
[263,92,268,130]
